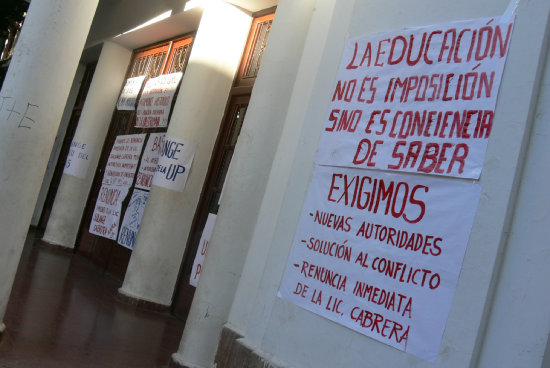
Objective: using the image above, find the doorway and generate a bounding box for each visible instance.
[76,35,194,280]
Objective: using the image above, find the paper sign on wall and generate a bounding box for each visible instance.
[152,136,196,192]
[102,134,146,187]
[117,188,149,250]
[116,76,146,111]
[63,140,94,179]
[135,133,165,190]
[136,72,183,128]
[89,184,129,240]
[278,165,481,361]
[316,16,514,179]
[190,213,217,287]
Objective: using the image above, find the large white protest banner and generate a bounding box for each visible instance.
[102,134,146,187]
[135,133,165,190]
[152,136,196,192]
[89,184,129,240]
[117,189,149,250]
[116,76,146,111]
[136,72,182,128]
[316,16,514,179]
[190,213,217,287]
[278,165,481,361]
[63,140,94,179]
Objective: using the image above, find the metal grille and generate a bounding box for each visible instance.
[130,55,151,77]
[242,19,272,79]
[148,52,167,77]
[167,45,191,73]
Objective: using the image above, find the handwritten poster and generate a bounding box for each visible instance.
[316,16,514,179]
[152,136,196,192]
[102,134,146,187]
[63,140,94,179]
[135,133,165,190]
[89,184,129,240]
[278,165,481,361]
[136,72,182,128]
[190,213,217,287]
[116,76,146,111]
[117,189,149,250]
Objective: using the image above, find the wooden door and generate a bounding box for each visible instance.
[76,35,194,279]
[171,11,275,319]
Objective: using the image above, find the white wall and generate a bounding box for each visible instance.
[476,39,550,368]
[228,0,550,366]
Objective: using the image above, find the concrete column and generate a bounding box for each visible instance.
[119,1,251,305]
[170,0,318,366]
[476,40,550,368]
[30,63,87,227]
[0,0,98,326]
[227,0,350,343]
[42,42,132,248]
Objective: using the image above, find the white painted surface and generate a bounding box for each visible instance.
[221,0,550,367]
[476,41,550,368]
[120,1,252,307]
[0,0,98,323]
[170,1,318,367]
[30,63,86,226]
[42,41,132,248]
[226,1,356,353]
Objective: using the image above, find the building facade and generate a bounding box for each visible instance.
[1,0,550,367]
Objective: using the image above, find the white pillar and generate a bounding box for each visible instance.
[476,42,550,368]
[42,42,132,248]
[226,0,348,339]
[119,1,251,305]
[31,63,86,226]
[0,0,98,326]
[170,0,318,366]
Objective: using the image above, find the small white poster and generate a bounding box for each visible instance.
[278,165,481,361]
[136,72,183,128]
[89,184,129,240]
[190,213,217,287]
[152,136,196,192]
[135,133,165,190]
[116,76,146,111]
[102,134,146,187]
[117,189,149,250]
[315,16,514,179]
[63,140,94,179]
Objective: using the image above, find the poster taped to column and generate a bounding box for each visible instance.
[316,15,514,179]
[116,76,146,110]
[89,184,129,240]
[63,140,94,179]
[102,134,146,187]
[117,188,149,249]
[278,165,481,361]
[135,133,165,190]
[190,213,217,287]
[152,136,196,192]
[136,72,183,128]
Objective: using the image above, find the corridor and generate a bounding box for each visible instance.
[0,228,185,368]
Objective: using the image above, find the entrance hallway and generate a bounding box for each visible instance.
[0,228,185,368]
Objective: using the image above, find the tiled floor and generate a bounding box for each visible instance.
[0,229,185,368]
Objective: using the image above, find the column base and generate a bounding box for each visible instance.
[168,354,191,368]
[214,325,284,368]
[39,239,74,255]
[116,289,170,313]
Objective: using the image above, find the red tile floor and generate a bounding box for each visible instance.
[0,228,186,367]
